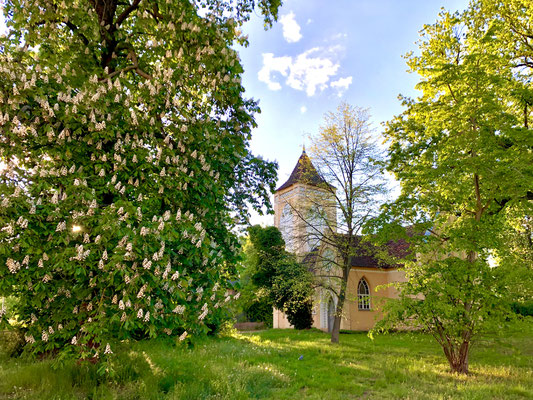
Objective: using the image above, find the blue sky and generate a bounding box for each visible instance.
[239,0,470,224]
[0,0,470,224]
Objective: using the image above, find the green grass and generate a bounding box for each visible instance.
[1,319,532,399]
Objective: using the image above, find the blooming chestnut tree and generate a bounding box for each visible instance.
[0,0,280,360]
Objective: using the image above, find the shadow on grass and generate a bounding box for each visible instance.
[0,320,532,399]
[109,337,288,399]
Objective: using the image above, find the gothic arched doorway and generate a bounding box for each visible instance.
[327,297,335,333]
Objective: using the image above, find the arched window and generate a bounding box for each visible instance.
[322,249,335,272]
[306,205,326,251]
[280,204,293,252]
[358,278,371,310]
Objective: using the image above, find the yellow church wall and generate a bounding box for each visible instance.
[345,268,389,331]
[344,267,405,331]
[273,308,292,329]
[385,269,407,298]
[274,185,337,256]
[271,151,408,332]
[274,186,336,226]
[273,186,292,228]
[273,295,331,329]
[274,268,406,331]
[273,187,306,255]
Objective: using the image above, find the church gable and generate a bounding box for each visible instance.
[273,150,408,331]
[277,150,328,192]
[274,150,336,255]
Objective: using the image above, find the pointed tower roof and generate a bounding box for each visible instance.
[276,150,328,192]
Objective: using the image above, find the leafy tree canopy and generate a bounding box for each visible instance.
[372,0,533,374]
[296,102,386,343]
[0,0,280,361]
[247,225,314,329]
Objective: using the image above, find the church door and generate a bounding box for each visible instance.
[327,298,335,333]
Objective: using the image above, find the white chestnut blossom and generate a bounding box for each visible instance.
[0,0,276,361]
[173,305,185,314]
[104,343,113,355]
[6,258,20,273]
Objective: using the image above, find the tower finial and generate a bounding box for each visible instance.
[302,143,306,153]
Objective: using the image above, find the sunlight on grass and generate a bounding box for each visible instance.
[0,318,532,399]
[252,363,290,381]
[339,360,373,373]
[141,351,163,376]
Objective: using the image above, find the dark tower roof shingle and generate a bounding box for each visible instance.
[276,150,327,192]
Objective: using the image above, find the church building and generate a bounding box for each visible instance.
[272,150,407,331]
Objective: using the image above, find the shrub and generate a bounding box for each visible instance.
[285,300,314,330]
[511,301,533,317]
[248,226,314,330]
[244,298,274,328]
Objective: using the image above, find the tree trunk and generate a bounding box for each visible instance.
[458,343,470,374]
[330,305,343,343]
[442,339,470,374]
[447,350,469,374]
[330,267,348,343]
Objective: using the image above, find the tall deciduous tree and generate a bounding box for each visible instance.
[372,1,533,374]
[0,0,280,360]
[478,0,533,304]
[248,225,314,330]
[292,103,386,343]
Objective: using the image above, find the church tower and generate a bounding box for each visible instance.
[274,149,336,256]
[273,150,407,332]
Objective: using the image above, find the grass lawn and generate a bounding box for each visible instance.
[0,318,532,400]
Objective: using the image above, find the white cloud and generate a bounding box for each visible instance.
[287,48,339,96]
[257,53,292,91]
[280,12,302,43]
[300,106,307,114]
[331,76,353,97]
[258,48,341,97]
[331,33,348,40]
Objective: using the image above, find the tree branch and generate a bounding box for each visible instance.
[114,0,142,29]
[99,46,152,80]
[64,21,90,46]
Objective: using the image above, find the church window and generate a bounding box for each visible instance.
[306,205,326,251]
[280,204,294,252]
[322,249,335,272]
[358,278,371,310]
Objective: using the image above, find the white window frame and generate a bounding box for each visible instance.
[358,278,371,311]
